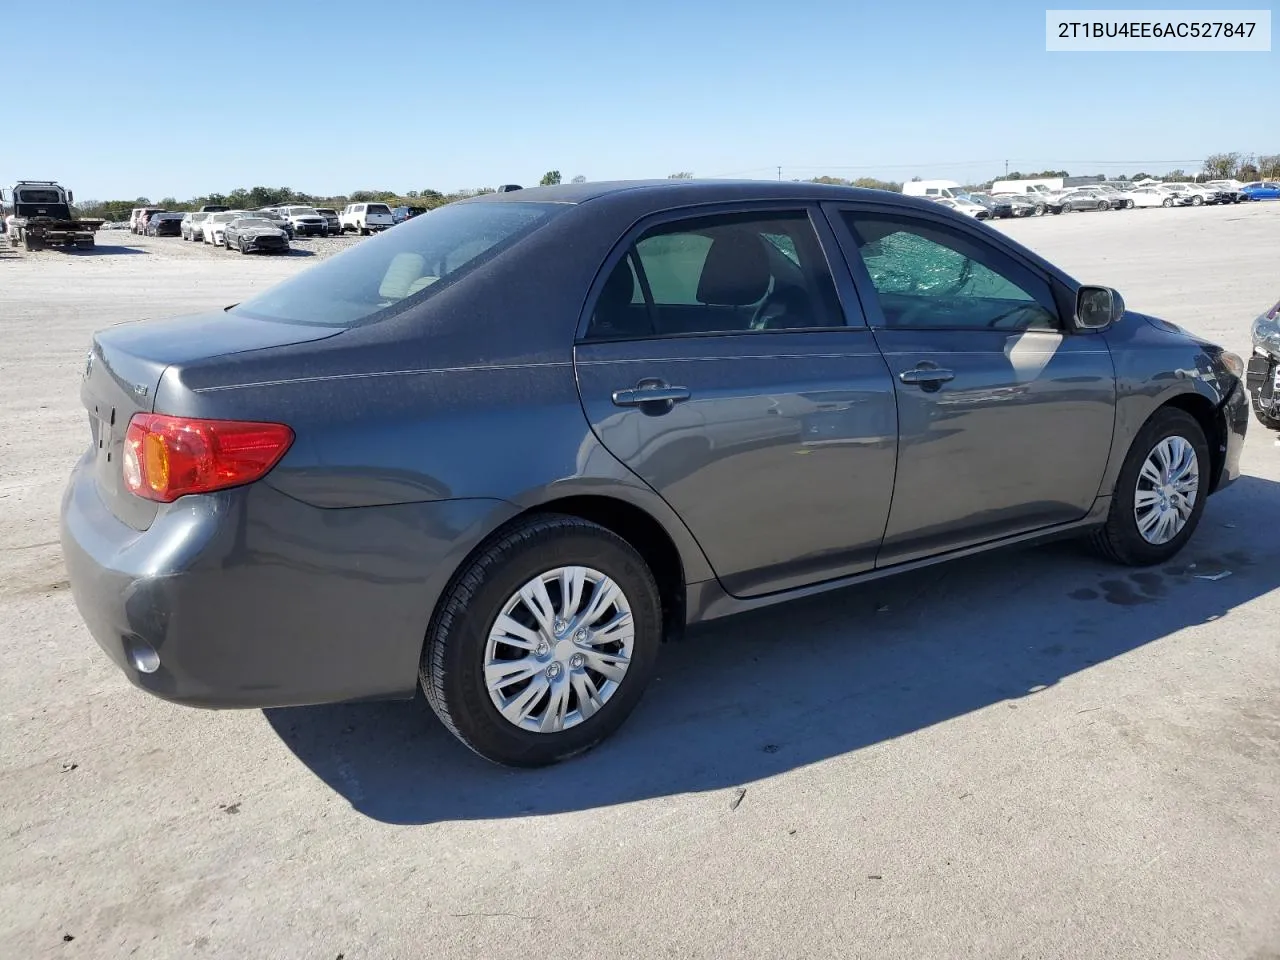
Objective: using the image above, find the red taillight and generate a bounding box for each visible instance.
[122,414,294,503]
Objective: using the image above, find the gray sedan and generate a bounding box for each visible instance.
[60,180,1249,766]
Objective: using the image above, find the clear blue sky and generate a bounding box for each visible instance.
[9,0,1274,200]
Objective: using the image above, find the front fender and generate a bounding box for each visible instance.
[1098,312,1240,498]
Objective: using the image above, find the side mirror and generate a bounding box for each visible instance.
[1074,285,1125,331]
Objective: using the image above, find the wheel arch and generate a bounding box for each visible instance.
[1157,391,1227,492]
[439,490,709,644]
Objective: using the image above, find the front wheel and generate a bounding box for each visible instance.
[1191,195,1203,206]
[1098,201,1110,211]
[1252,394,1280,431]
[1163,197,1174,207]
[1091,408,1209,566]
[421,515,663,767]
[239,238,249,254]
[1125,199,1135,209]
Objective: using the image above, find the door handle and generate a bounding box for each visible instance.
[899,368,955,386]
[611,380,691,408]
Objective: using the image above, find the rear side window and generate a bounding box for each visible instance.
[232,201,565,327]
[586,211,845,339]
[843,212,1058,332]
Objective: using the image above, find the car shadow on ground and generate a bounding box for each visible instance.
[67,242,148,256]
[265,473,1280,825]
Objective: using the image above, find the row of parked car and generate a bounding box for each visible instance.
[122,201,423,253]
[926,179,1279,221]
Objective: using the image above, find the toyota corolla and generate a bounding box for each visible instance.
[61,180,1248,766]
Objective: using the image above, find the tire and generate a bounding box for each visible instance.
[1033,203,1046,216]
[1163,198,1174,207]
[23,230,35,251]
[1061,203,1072,213]
[359,226,369,236]
[1126,200,1134,209]
[1090,407,1210,566]
[1098,201,1110,211]
[1191,195,1203,206]
[239,238,249,254]
[421,514,663,767]
[1251,396,1280,431]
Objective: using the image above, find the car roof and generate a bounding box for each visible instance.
[465,178,940,212]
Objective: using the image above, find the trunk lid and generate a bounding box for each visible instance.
[82,311,343,529]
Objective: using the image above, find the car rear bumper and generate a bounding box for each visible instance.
[60,453,510,708]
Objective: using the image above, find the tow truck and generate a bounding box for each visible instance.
[2,180,103,250]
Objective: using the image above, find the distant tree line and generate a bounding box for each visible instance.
[72,152,1279,221]
[73,184,500,223]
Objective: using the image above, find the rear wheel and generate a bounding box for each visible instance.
[1163,197,1174,207]
[1091,408,1209,566]
[1191,195,1203,206]
[421,514,663,767]
[1098,200,1110,211]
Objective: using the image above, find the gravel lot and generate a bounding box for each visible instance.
[2,205,1278,959]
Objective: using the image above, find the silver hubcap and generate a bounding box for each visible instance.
[484,566,634,734]
[1134,436,1200,545]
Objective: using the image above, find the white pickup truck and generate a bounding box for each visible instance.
[339,202,395,235]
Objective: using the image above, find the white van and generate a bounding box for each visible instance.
[990,178,1064,196]
[901,179,965,199]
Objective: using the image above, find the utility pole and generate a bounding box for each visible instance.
[1004,159,1009,176]
[777,165,782,181]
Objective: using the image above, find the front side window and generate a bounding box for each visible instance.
[232,200,566,327]
[586,211,845,339]
[843,212,1058,332]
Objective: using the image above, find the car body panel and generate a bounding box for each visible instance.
[60,455,512,706]
[576,330,899,596]
[869,327,1116,564]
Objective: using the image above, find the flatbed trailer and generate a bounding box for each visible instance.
[2,181,103,250]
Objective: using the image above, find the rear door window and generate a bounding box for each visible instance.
[586,210,846,339]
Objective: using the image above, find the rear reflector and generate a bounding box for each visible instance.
[123,414,294,503]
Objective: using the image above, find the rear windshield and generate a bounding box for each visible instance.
[231,200,566,327]
[367,204,392,215]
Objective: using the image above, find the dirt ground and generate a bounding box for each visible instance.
[1,205,1278,959]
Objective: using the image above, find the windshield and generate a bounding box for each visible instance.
[17,188,63,204]
[289,207,320,217]
[235,218,275,229]
[210,212,239,223]
[232,200,566,327]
